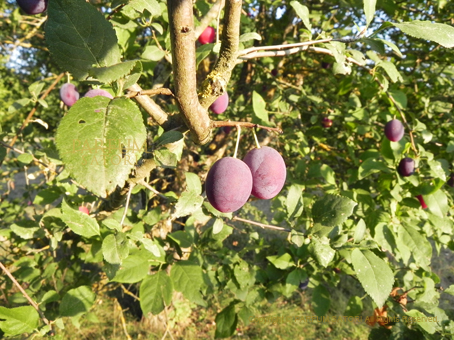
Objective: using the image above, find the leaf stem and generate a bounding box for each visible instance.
[233,125,241,158]
[232,216,292,232]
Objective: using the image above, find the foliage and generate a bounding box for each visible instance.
[1,0,454,339]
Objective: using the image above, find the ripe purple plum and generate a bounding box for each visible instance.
[447,174,454,187]
[398,157,415,177]
[198,26,216,45]
[17,0,48,14]
[209,92,229,114]
[205,157,253,213]
[384,119,404,142]
[60,83,79,107]
[243,146,286,199]
[84,89,113,99]
[322,117,333,128]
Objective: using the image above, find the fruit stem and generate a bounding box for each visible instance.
[234,125,241,158]
[253,128,261,148]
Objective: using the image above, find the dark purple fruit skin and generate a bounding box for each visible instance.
[448,174,454,187]
[17,0,48,14]
[209,92,229,114]
[206,157,253,213]
[299,279,309,290]
[60,83,79,107]
[84,89,113,99]
[398,157,415,177]
[384,119,404,142]
[271,69,278,77]
[243,146,286,200]
[322,117,333,128]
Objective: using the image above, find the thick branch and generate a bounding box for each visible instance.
[128,83,168,125]
[199,0,242,108]
[168,0,212,145]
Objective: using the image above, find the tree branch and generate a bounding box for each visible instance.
[211,120,283,134]
[199,0,242,109]
[168,0,212,145]
[127,83,169,125]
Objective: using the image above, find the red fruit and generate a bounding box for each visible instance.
[198,26,216,45]
[84,89,113,99]
[205,157,253,213]
[322,117,333,128]
[416,195,427,209]
[17,0,48,14]
[243,146,286,199]
[384,119,404,142]
[60,83,80,107]
[79,206,90,215]
[209,92,229,114]
[398,157,415,177]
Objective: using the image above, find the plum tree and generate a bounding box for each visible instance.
[16,0,48,15]
[322,117,332,128]
[398,157,415,177]
[78,206,89,215]
[209,92,229,114]
[198,26,216,45]
[84,89,113,99]
[384,119,405,142]
[416,195,427,209]
[205,157,252,213]
[59,83,79,107]
[243,146,286,199]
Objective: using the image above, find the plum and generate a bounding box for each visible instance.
[447,174,454,187]
[398,157,415,177]
[198,26,216,45]
[205,157,253,213]
[60,83,79,107]
[322,117,333,128]
[84,89,113,99]
[17,0,48,15]
[384,119,404,142]
[78,206,89,215]
[243,146,286,199]
[209,92,229,114]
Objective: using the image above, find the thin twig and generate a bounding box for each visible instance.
[210,120,283,134]
[120,184,135,227]
[138,179,169,200]
[114,298,132,340]
[126,88,174,98]
[120,284,140,301]
[9,73,65,149]
[0,261,52,331]
[232,216,291,232]
[238,38,332,57]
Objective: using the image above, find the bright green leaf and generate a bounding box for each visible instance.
[0,306,39,337]
[140,271,173,315]
[312,194,357,227]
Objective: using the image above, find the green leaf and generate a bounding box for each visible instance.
[239,32,262,42]
[102,233,129,264]
[290,1,312,32]
[425,189,448,218]
[17,153,33,165]
[363,0,377,26]
[10,220,40,239]
[170,262,206,306]
[377,61,403,83]
[348,50,367,66]
[196,43,214,67]
[140,271,173,315]
[33,187,63,205]
[351,249,394,307]
[308,237,335,267]
[405,310,439,334]
[45,0,121,79]
[89,60,140,84]
[266,253,294,270]
[155,131,184,148]
[286,184,304,218]
[354,219,366,243]
[167,230,193,248]
[59,286,96,317]
[345,296,363,317]
[185,172,202,195]
[393,21,454,48]
[398,223,432,269]
[213,218,224,235]
[312,285,330,316]
[55,97,146,198]
[375,38,403,58]
[0,306,39,337]
[312,194,357,227]
[111,254,149,283]
[126,0,161,16]
[215,303,237,339]
[173,191,204,218]
[141,45,166,61]
[358,158,391,179]
[8,98,31,113]
[61,200,100,238]
[252,91,271,126]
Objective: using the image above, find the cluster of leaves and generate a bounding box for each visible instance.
[1,0,454,339]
